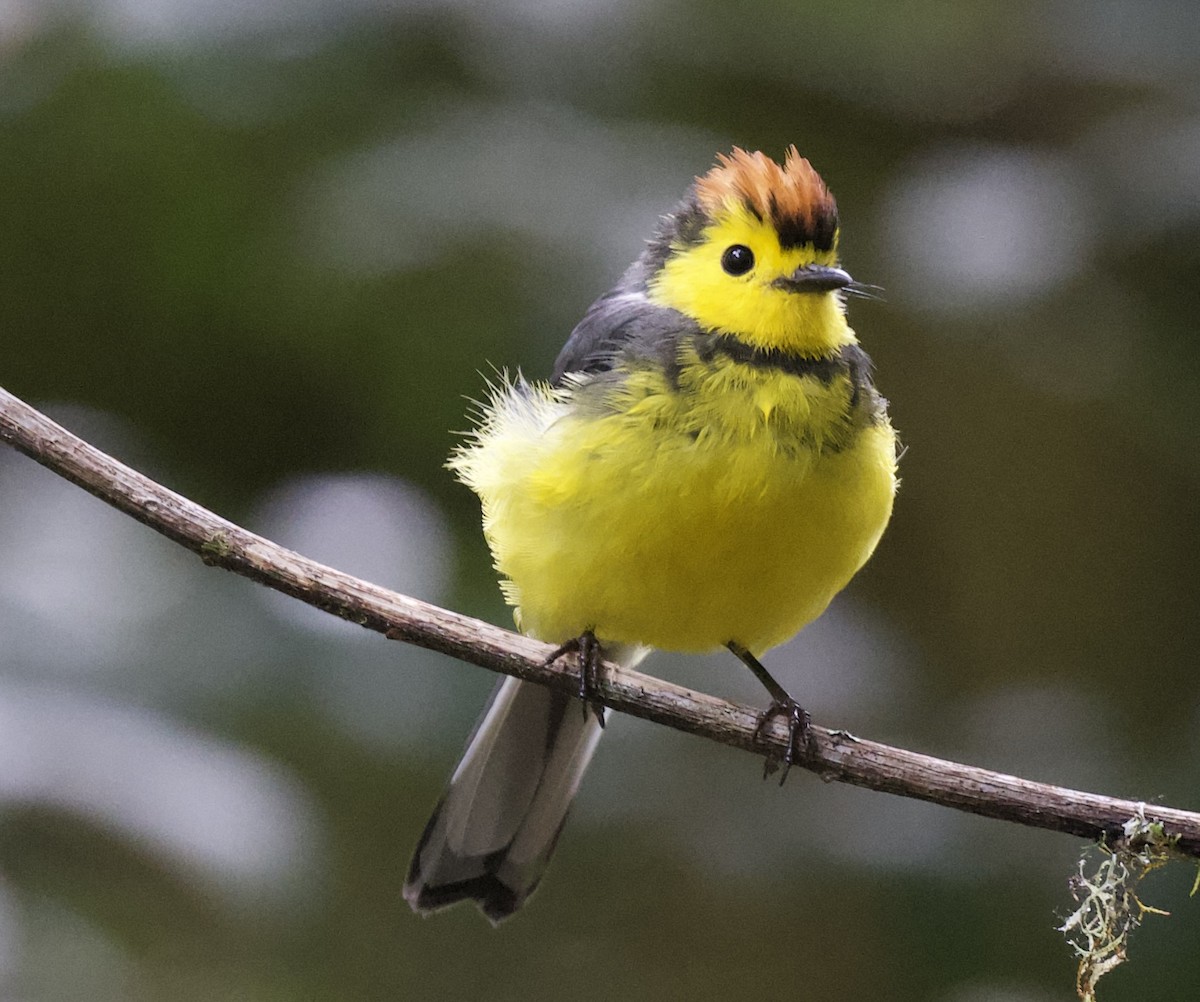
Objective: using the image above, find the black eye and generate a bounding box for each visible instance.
[720,244,754,276]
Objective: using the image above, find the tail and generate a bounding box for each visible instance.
[403,675,605,924]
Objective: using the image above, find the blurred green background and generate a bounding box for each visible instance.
[2,1,1199,999]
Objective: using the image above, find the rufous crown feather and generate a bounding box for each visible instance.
[694,146,839,251]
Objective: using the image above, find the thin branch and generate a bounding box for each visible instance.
[3,383,1199,855]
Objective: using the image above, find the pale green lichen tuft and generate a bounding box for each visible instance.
[199,531,234,565]
[1058,805,1178,1001]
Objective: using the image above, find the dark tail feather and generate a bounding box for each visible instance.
[404,676,604,923]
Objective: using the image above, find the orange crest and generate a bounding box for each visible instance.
[694,146,838,251]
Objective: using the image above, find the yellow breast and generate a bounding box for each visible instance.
[453,353,897,656]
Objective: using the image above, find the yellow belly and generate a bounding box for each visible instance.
[460,374,897,656]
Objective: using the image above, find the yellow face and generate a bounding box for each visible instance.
[646,202,851,356]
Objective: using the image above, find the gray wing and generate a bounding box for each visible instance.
[551,289,701,386]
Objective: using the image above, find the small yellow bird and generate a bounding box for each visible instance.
[405,147,898,922]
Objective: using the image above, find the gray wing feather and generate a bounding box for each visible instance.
[551,290,700,386]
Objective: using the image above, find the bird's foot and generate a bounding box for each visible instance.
[754,697,812,785]
[544,630,606,726]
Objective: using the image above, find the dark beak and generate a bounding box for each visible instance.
[773,264,853,294]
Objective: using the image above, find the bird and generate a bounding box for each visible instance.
[404,146,898,924]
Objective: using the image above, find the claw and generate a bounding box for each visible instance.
[725,641,814,785]
[753,697,812,785]
[544,631,607,726]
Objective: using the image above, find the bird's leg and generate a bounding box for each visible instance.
[727,641,812,784]
[544,630,607,726]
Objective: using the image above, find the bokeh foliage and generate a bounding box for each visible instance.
[2,3,1199,1000]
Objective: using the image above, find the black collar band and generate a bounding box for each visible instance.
[698,333,849,383]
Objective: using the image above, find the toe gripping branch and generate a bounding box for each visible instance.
[727,641,813,785]
[545,630,607,725]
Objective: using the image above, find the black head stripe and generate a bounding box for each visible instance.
[770,191,839,252]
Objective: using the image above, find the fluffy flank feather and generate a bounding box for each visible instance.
[448,374,566,493]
